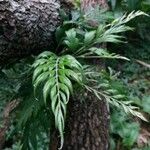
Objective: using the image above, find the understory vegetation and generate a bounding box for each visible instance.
[0,0,150,150]
[108,0,150,149]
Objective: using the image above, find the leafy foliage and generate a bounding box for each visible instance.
[0,4,148,150]
[32,51,82,148]
[106,1,150,149]
[108,62,150,150]
[31,10,147,148]
[110,109,140,149]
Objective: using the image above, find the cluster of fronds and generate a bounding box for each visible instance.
[31,11,147,149]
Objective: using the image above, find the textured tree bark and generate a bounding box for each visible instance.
[63,93,109,150]
[0,0,61,62]
[62,0,110,150]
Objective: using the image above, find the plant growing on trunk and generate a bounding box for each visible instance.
[32,10,147,149]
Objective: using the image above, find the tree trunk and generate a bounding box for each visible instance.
[63,93,109,150]
[0,0,61,63]
[62,0,110,150]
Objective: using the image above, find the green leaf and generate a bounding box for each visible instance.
[62,55,82,69]
[50,85,57,102]
[33,72,49,94]
[65,29,81,51]
[89,47,108,55]
[59,75,73,93]
[65,69,81,83]
[86,47,129,60]
[84,31,96,45]
[122,123,140,147]
[32,58,47,68]
[66,28,76,40]
[64,38,79,50]
[43,78,55,104]
[60,92,67,104]
[37,51,55,59]
[59,83,70,102]
[51,95,58,113]
[32,66,43,82]
[96,25,105,37]
[113,95,125,99]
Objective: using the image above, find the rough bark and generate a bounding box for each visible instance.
[63,93,109,150]
[62,1,110,150]
[0,0,60,62]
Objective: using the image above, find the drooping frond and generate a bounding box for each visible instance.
[83,68,147,122]
[32,51,83,148]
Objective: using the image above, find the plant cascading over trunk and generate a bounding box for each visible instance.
[32,9,147,149]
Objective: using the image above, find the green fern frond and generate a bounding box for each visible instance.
[32,51,83,148]
[83,68,147,122]
[111,11,148,26]
[84,84,147,121]
[77,47,130,60]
